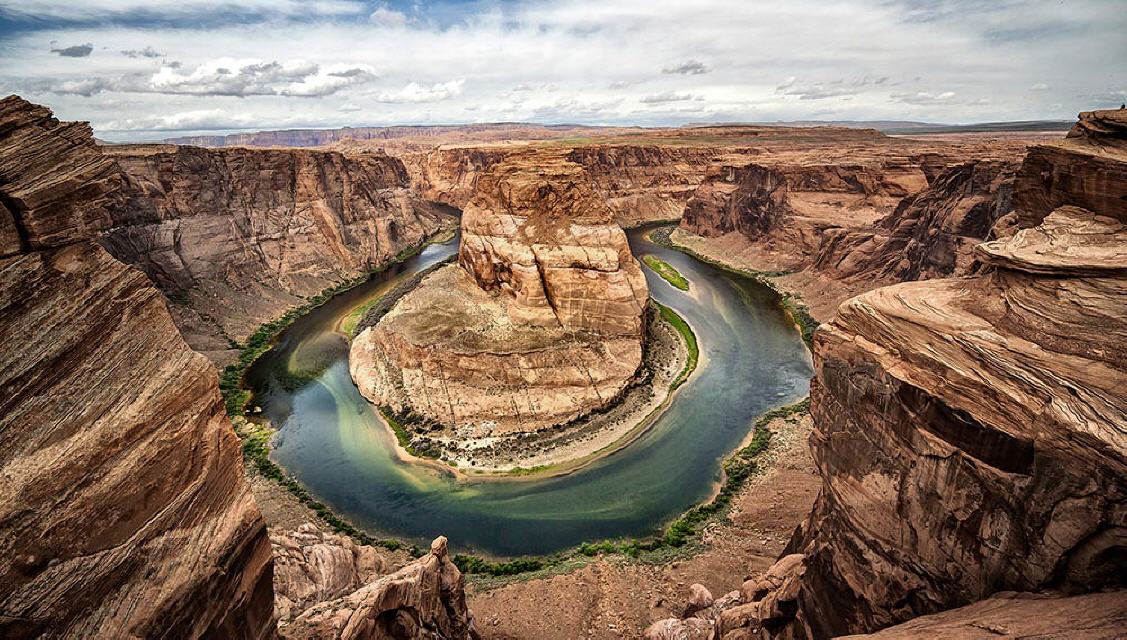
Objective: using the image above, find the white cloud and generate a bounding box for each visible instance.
[376,79,464,103]
[662,60,710,75]
[369,5,408,27]
[640,91,700,104]
[890,90,958,105]
[2,0,1123,140]
[1030,83,1050,91]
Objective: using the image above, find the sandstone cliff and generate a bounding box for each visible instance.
[567,145,722,226]
[812,160,1016,283]
[0,94,275,639]
[351,151,648,438]
[280,536,477,640]
[100,143,451,361]
[648,109,1127,639]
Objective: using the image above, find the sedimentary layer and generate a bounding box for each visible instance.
[351,151,647,439]
[100,143,452,361]
[648,108,1127,639]
[0,94,275,639]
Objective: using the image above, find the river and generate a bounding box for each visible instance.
[245,225,813,557]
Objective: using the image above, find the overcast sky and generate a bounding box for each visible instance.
[0,0,1124,141]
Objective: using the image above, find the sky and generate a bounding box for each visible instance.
[0,0,1124,141]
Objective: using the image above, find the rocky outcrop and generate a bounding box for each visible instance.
[838,590,1127,639]
[100,143,452,359]
[1012,109,1127,228]
[648,109,1126,639]
[0,95,275,639]
[813,160,1017,283]
[351,151,647,437]
[0,97,120,253]
[272,524,387,624]
[567,145,721,226]
[281,536,477,640]
[681,163,790,241]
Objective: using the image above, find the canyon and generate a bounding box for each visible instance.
[0,96,476,639]
[645,108,1127,638]
[1,88,1123,640]
[349,150,654,470]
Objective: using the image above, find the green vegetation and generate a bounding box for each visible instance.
[219,241,433,418]
[506,465,550,477]
[455,397,809,578]
[340,297,380,338]
[642,254,690,291]
[654,301,699,390]
[378,406,443,459]
[648,225,818,350]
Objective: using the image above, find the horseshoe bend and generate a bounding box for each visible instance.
[2,7,1126,638]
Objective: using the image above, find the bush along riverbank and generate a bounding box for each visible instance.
[654,301,698,390]
[647,225,818,350]
[642,254,690,291]
[219,238,443,418]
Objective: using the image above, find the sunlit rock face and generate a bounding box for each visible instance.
[99,143,452,362]
[646,109,1127,639]
[351,151,648,435]
[0,95,276,639]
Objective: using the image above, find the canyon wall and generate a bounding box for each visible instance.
[351,151,648,435]
[812,159,1016,283]
[650,109,1127,640]
[0,95,276,639]
[101,143,452,361]
[567,145,721,226]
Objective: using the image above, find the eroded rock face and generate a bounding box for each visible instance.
[351,152,647,435]
[0,95,274,639]
[281,536,478,640]
[1013,109,1127,228]
[649,109,1126,640]
[101,143,452,359]
[681,163,790,241]
[272,524,386,624]
[836,590,1127,639]
[567,145,721,226]
[813,160,1017,283]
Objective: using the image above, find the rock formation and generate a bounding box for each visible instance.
[351,151,648,438]
[100,143,452,361]
[837,590,1127,639]
[567,145,721,226]
[0,94,276,638]
[272,524,387,623]
[812,160,1017,282]
[648,108,1127,639]
[280,536,478,640]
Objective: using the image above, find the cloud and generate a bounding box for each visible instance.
[369,5,408,27]
[144,59,375,97]
[890,90,958,105]
[640,91,700,104]
[102,108,257,132]
[778,78,878,101]
[121,47,163,59]
[376,79,464,103]
[662,60,710,75]
[1030,83,1050,91]
[51,43,94,57]
[339,103,361,112]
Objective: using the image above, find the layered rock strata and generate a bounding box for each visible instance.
[351,152,648,439]
[812,160,1017,282]
[0,95,275,639]
[648,109,1127,639]
[281,536,477,640]
[101,143,452,361]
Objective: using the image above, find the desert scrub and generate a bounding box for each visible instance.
[654,301,698,389]
[642,254,690,291]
